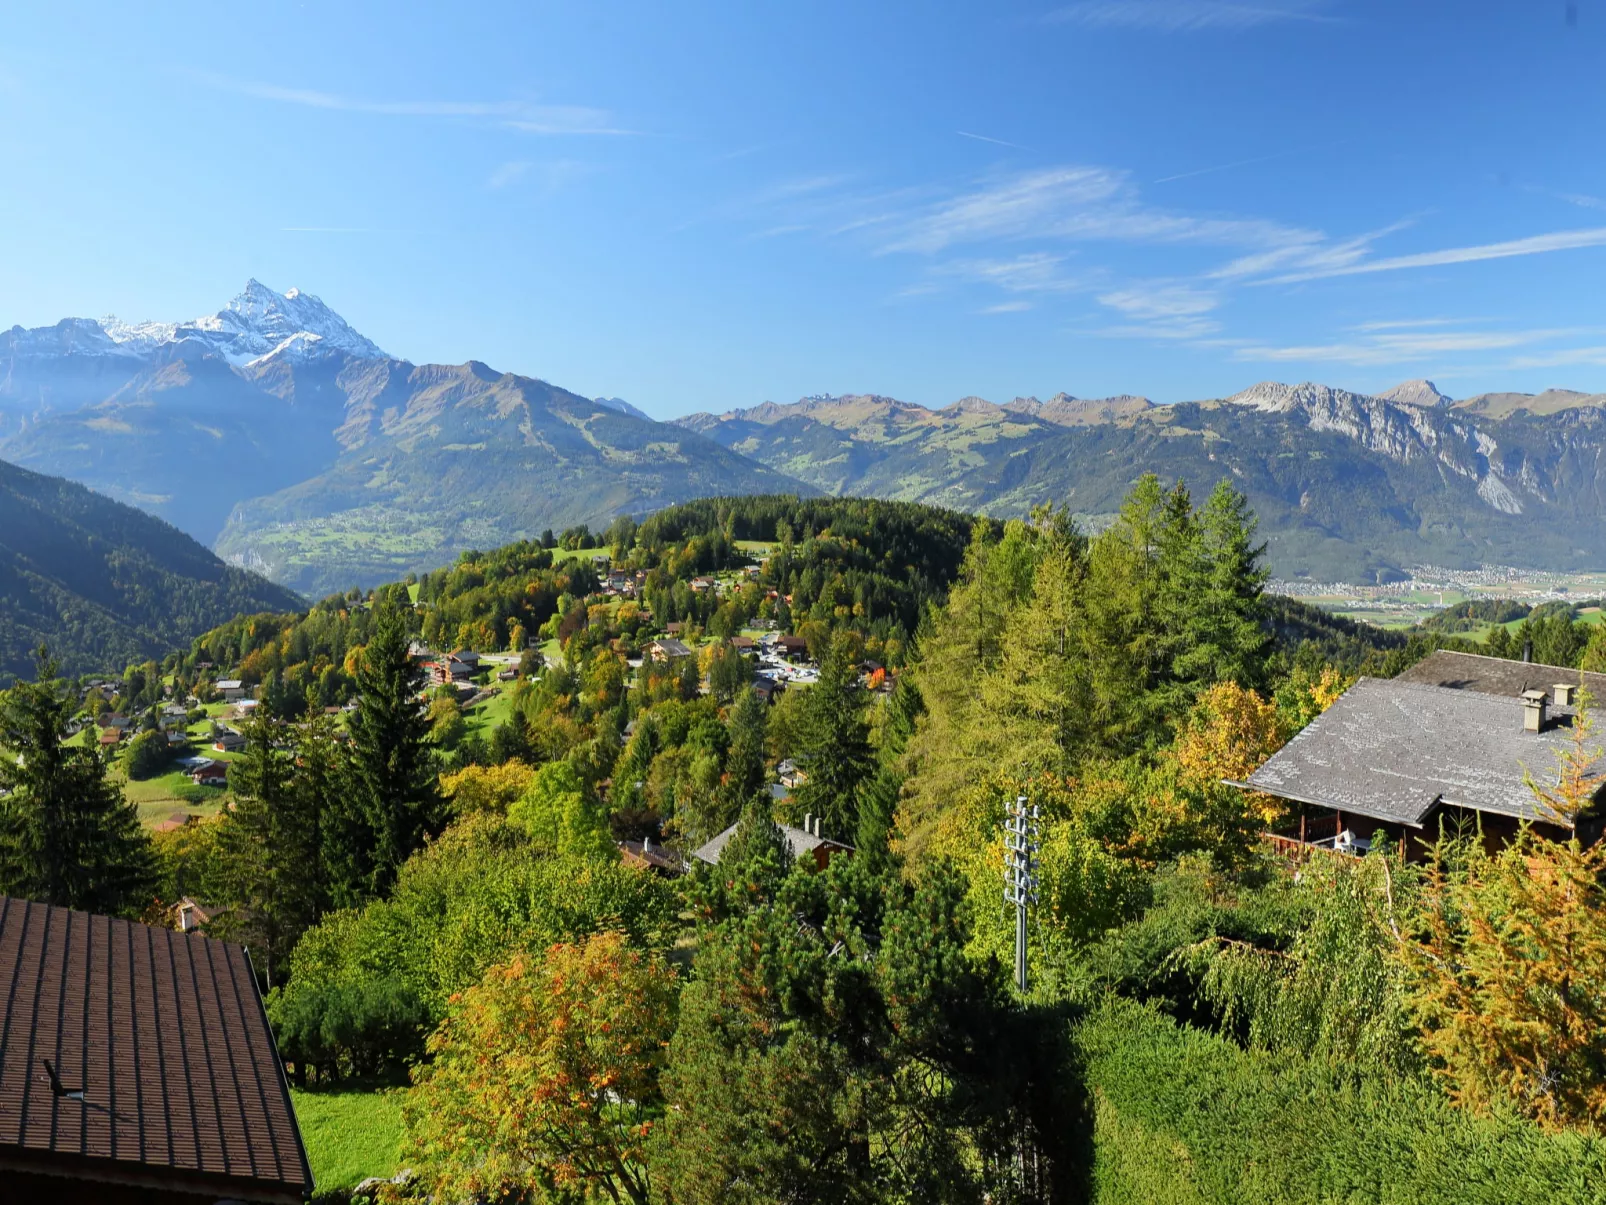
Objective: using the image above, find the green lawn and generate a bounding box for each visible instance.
[291,1086,407,1192]
[463,685,515,741]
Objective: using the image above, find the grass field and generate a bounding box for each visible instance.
[463,684,515,741]
[291,1085,407,1192]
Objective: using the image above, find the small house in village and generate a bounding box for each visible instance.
[729,635,756,652]
[618,836,684,876]
[776,634,810,660]
[692,814,854,872]
[188,759,230,788]
[649,638,693,663]
[1239,650,1606,856]
[212,728,246,754]
[0,895,313,1204]
[690,576,716,593]
[214,679,247,703]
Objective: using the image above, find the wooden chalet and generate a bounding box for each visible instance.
[1239,651,1606,856]
[692,814,853,872]
[0,896,313,1204]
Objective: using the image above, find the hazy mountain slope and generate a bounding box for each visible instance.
[215,362,814,597]
[675,393,1084,502]
[1451,388,1606,420]
[0,458,302,681]
[684,381,1606,582]
[2,347,347,541]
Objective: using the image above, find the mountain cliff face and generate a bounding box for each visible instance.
[683,381,1606,582]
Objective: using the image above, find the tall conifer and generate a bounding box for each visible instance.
[0,649,154,916]
[340,602,439,900]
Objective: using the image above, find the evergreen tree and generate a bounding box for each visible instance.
[0,649,155,916]
[215,712,326,985]
[338,603,440,901]
[1175,479,1271,691]
[856,674,922,864]
[720,685,768,817]
[792,632,874,840]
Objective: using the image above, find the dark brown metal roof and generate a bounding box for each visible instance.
[1394,648,1606,700]
[0,895,312,1197]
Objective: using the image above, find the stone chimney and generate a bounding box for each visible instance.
[1522,688,1548,733]
[1555,683,1578,708]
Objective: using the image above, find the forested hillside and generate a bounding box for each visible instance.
[4,483,1605,1203]
[0,458,302,681]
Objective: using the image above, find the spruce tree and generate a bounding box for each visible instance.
[720,685,768,815]
[0,649,155,916]
[1175,479,1271,691]
[340,602,440,900]
[855,674,923,864]
[792,632,874,840]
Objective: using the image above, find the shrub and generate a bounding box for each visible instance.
[125,729,171,780]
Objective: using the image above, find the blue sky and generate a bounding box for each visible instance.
[3,1,1605,417]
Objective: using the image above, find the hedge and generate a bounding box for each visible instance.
[1075,997,1606,1205]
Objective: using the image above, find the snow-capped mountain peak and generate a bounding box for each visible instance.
[95,281,388,366]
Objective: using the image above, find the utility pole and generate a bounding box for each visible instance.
[1003,794,1039,994]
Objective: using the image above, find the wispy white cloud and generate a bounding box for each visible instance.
[1233,326,1586,366]
[957,130,1029,151]
[1047,0,1337,33]
[934,252,1081,293]
[487,161,532,189]
[1099,281,1219,320]
[1263,226,1606,284]
[1095,281,1222,338]
[193,72,633,134]
[1351,317,1482,332]
[882,165,1320,255]
[980,301,1034,313]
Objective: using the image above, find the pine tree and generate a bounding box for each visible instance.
[339,602,440,901]
[792,632,874,840]
[0,649,155,916]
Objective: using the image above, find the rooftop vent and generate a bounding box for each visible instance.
[1555,682,1579,708]
[1522,688,1549,733]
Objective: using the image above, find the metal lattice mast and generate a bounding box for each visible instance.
[1003,794,1039,994]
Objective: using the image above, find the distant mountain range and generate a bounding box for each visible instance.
[0,459,301,681]
[6,282,1606,592]
[679,380,1606,583]
[0,283,809,596]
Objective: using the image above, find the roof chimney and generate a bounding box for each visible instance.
[1522,638,1533,664]
[1555,683,1578,708]
[1522,688,1548,733]
[803,812,813,835]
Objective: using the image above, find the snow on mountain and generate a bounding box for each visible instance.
[96,280,389,366]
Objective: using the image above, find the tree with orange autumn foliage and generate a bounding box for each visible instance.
[1396,703,1606,1131]
[400,931,678,1204]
